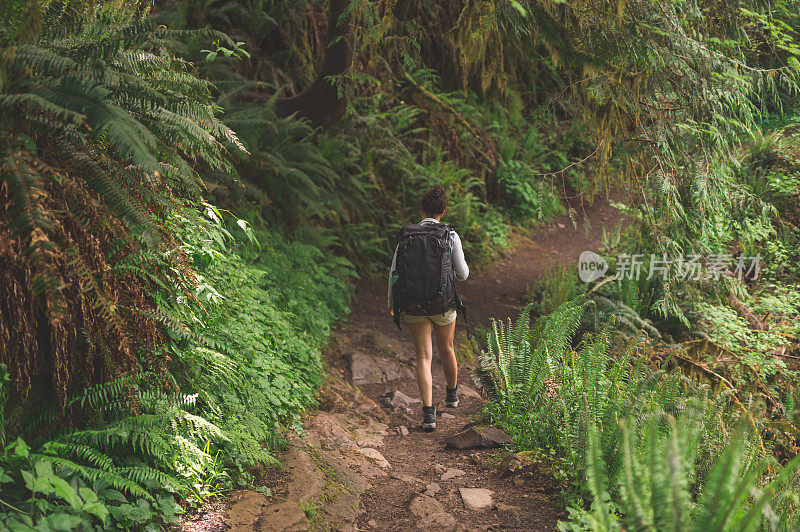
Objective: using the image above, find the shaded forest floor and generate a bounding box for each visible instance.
[182,194,625,531]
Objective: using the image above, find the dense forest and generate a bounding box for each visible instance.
[1,0,800,529]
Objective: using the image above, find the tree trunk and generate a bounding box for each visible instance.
[275,0,350,127]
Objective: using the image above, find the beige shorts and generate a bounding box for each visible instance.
[404,308,457,326]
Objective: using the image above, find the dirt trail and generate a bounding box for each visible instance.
[182,195,624,532]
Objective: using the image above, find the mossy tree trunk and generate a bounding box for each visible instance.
[275,0,350,127]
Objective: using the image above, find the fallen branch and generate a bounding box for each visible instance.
[670,350,768,457]
[729,291,767,331]
[683,337,780,407]
[671,352,735,389]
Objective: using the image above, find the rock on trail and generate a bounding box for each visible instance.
[348,352,414,385]
[417,510,457,529]
[358,447,391,469]
[446,425,513,449]
[441,468,466,481]
[459,488,494,511]
[409,494,445,518]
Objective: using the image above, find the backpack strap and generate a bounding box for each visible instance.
[392,236,403,331]
[453,289,471,340]
[459,305,471,340]
[393,296,402,331]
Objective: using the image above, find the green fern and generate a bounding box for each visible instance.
[479,299,800,530]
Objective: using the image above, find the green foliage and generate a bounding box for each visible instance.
[693,298,798,382]
[0,201,353,529]
[194,80,526,270]
[570,127,800,412]
[1,358,225,528]
[1,427,187,529]
[160,206,354,459]
[561,421,800,531]
[0,1,363,524]
[474,208,513,250]
[4,0,800,529]
[530,266,585,316]
[0,0,248,407]
[1,0,242,238]
[1,440,115,530]
[476,299,800,529]
[497,160,563,220]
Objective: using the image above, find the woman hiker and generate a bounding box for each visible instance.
[388,185,469,431]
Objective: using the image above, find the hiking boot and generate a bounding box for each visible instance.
[445,385,459,408]
[421,405,436,431]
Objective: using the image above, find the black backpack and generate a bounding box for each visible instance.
[391,222,468,334]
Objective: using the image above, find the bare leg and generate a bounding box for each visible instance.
[434,320,458,389]
[408,320,434,406]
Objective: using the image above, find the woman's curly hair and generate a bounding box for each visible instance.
[421,185,447,216]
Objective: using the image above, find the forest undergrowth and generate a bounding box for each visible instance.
[2,0,800,529]
[511,127,800,528]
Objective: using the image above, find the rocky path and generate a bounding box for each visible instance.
[351,353,562,530]
[182,195,625,531]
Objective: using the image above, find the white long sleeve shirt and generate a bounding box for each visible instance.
[387,218,469,310]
